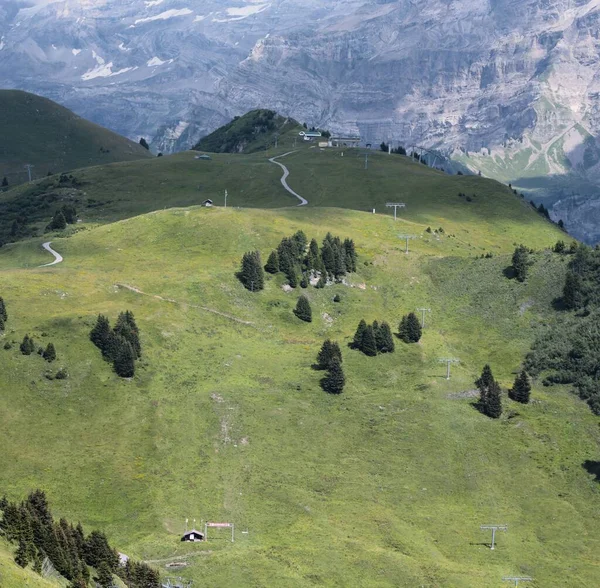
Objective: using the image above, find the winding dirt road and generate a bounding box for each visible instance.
[269,152,308,206]
[40,242,63,267]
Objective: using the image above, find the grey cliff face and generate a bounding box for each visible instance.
[4,0,600,240]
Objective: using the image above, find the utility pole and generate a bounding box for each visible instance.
[438,358,459,380]
[24,164,34,183]
[386,202,406,221]
[480,524,507,550]
[416,308,431,328]
[398,234,416,254]
[224,189,228,208]
[502,577,533,587]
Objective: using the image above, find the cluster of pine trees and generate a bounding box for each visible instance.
[0,490,159,588]
[19,334,57,362]
[46,204,77,232]
[0,295,7,332]
[476,365,531,419]
[351,320,395,356]
[90,311,141,378]
[315,340,345,394]
[265,231,357,287]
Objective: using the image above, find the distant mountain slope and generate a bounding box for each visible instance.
[0,90,153,186]
[194,110,302,154]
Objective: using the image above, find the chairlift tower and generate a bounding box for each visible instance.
[398,234,417,254]
[386,202,406,221]
[416,308,431,328]
[438,358,459,380]
[480,524,507,550]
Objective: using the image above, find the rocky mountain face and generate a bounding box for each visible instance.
[3,0,600,240]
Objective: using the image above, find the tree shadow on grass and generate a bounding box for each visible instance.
[503,266,516,280]
[582,460,600,482]
[551,297,568,311]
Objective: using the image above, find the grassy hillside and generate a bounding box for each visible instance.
[0,147,563,249]
[0,90,153,187]
[1,201,598,586]
[194,109,302,154]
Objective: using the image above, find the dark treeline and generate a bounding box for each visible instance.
[90,310,141,378]
[0,490,159,587]
[526,243,600,414]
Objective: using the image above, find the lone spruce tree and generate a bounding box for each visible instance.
[399,312,422,343]
[238,251,264,292]
[512,245,530,282]
[294,296,312,322]
[509,370,531,404]
[316,340,342,370]
[264,251,279,274]
[361,325,378,357]
[476,364,503,418]
[43,343,56,362]
[484,381,503,418]
[321,357,345,394]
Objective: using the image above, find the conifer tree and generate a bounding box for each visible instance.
[61,204,77,224]
[476,364,495,393]
[484,381,503,418]
[563,271,584,310]
[288,271,298,288]
[291,230,308,257]
[2,176,8,188]
[316,340,342,370]
[377,322,395,353]
[399,313,422,343]
[15,538,30,568]
[321,241,336,275]
[315,274,326,289]
[114,311,141,359]
[0,315,4,332]
[238,251,264,291]
[321,356,345,394]
[306,239,320,270]
[361,325,378,357]
[300,274,309,288]
[43,343,56,362]
[20,334,35,355]
[352,320,367,350]
[47,210,67,231]
[509,370,531,404]
[113,339,135,378]
[294,295,312,322]
[265,250,279,274]
[512,245,530,282]
[96,560,114,588]
[0,295,7,322]
[343,238,357,272]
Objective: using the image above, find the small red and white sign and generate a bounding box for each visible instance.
[206,522,233,528]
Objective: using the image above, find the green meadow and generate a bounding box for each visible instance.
[1,180,599,587]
